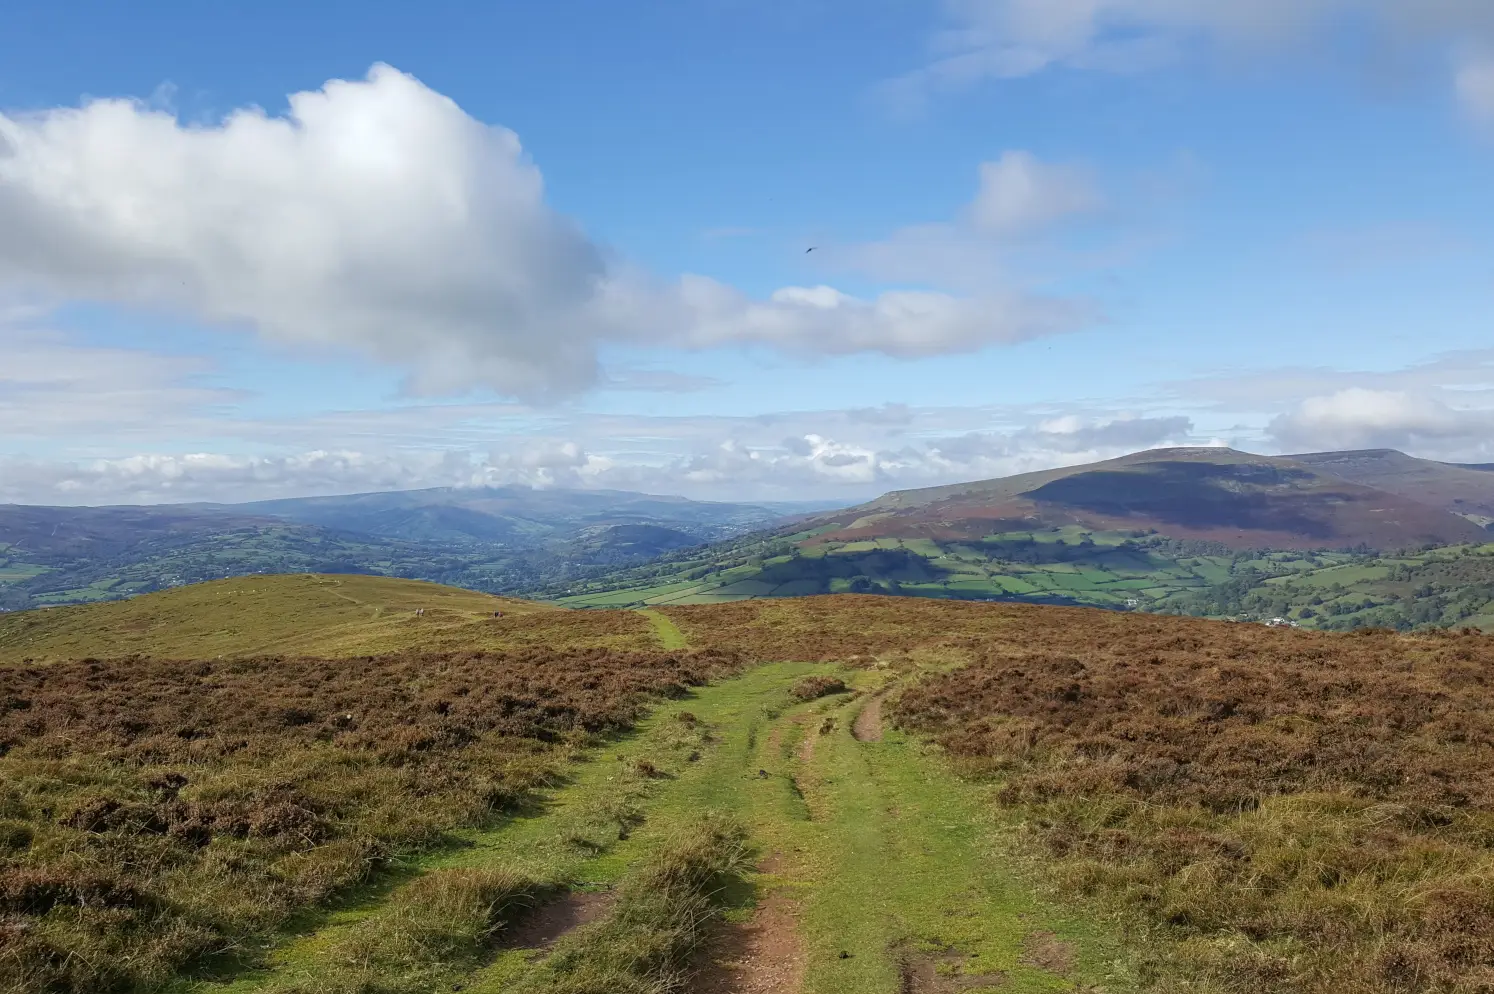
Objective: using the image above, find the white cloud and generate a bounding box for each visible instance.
[0,65,1081,401]
[890,0,1494,114]
[0,412,1198,504]
[1268,388,1494,458]
[968,151,1103,236]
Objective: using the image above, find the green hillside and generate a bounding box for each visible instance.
[544,524,1494,632]
[0,573,660,663]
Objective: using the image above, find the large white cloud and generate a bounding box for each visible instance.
[0,65,1082,400]
[1268,388,1494,458]
[892,0,1494,116]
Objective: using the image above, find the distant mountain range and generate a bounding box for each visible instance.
[0,486,836,610]
[6,448,1494,619]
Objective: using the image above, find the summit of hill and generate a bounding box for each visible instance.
[820,446,1489,551]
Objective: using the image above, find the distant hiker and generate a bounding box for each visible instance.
[493,610,503,618]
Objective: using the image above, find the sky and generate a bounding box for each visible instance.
[1,0,1492,505]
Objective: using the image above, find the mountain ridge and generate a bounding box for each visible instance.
[818,446,1490,552]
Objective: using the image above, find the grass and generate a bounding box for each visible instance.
[172,653,1127,994]
[9,584,1494,992]
[0,640,740,993]
[893,615,1494,993]
[258,868,541,994]
[640,610,689,650]
[0,573,662,663]
[510,815,752,993]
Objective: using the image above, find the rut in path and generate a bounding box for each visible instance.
[690,857,806,994]
[499,890,614,953]
[852,693,885,742]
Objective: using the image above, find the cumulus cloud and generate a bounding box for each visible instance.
[0,65,1082,400]
[1268,388,1494,457]
[0,412,1198,504]
[889,0,1494,115]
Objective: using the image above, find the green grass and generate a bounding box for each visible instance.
[0,574,673,663]
[640,610,688,650]
[180,656,1130,994]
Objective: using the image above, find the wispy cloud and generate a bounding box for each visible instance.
[884,0,1494,118]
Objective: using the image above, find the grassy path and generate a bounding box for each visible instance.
[184,660,1132,993]
[641,608,689,649]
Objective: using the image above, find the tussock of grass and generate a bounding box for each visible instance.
[789,674,848,701]
[265,868,539,994]
[516,813,751,994]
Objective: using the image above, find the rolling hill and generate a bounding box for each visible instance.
[4,588,1493,994]
[0,572,660,663]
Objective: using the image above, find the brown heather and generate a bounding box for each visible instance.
[6,585,1494,994]
[0,645,739,993]
[889,611,1494,994]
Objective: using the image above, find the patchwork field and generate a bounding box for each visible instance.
[2,576,1493,993]
[549,525,1494,633]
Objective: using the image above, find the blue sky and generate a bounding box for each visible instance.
[2,0,1493,503]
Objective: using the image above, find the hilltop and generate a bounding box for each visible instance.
[0,573,658,663]
[829,446,1488,551]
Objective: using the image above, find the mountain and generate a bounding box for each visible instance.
[551,447,1494,625]
[821,447,1488,551]
[1288,449,1494,526]
[0,487,837,611]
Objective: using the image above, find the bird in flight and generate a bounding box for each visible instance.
[805,246,817,253]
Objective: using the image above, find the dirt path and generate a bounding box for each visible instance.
[852,694,885,742]
[499,890,613,953]
[798,717,820,763]
[691,873,805,993]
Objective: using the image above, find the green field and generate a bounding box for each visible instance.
[541,525,1494,632]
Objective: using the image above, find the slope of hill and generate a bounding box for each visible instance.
[1290,447,1494,524]
[0,573,660,662]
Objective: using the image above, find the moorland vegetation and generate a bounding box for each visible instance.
[3,577,1494,993]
